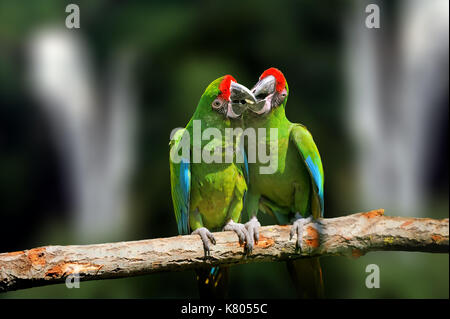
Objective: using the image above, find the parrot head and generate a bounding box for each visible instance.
[200,75,256,119]
[248,67,289,115]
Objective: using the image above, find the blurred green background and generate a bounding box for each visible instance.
[0,0,448,298]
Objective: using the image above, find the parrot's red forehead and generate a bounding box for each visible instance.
[218,75,236,100]
[260,67,286,93]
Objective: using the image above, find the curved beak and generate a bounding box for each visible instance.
[248,75,276,113]
[228,82,257,117]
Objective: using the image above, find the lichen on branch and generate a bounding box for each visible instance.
[0,209,448,292]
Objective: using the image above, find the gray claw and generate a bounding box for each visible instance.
[244,216,261,254]
[192,227,216,257]
[290,215,313,252]
[223,220,252,253]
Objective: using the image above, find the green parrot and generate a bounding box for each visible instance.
[169,75,256,298]
[243,67,325,298]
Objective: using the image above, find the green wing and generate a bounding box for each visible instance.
[169,129,191,235]
[290,124,324,218]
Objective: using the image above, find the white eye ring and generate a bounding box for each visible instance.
[212,98,222,109]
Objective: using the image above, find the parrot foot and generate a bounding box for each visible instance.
[192,227,216,258]
[290,214,313,253]
[223,220,252,254]
[244,216,261,254]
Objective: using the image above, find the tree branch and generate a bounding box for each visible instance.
[0,209,448,292]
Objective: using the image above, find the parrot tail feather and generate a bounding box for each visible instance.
[195,266,229,299]
[286,257,324,298]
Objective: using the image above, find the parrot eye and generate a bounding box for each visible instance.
[212,99,222,109]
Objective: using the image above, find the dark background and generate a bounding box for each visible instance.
[0,0,448,298]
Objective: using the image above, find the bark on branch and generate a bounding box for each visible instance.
[0,209,448,292]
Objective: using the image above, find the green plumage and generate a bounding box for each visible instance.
[243,78,325,298]
[243,83,324,223]
[170,76,247,234]
[169,76,250,298]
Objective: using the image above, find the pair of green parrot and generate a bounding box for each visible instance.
[169,68,324,298]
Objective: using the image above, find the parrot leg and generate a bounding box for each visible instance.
[192,227,216,258]
[223,220,251,251]
[290,214,313,252]
[244,190,260,220]
[223,185,256,254]
[241,191,261,253]
[244,216,261,248]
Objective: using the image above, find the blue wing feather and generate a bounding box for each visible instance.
[305,156,324,213]
[290,125,324,217]
[178,158,191,234]
[169,129,191,235]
